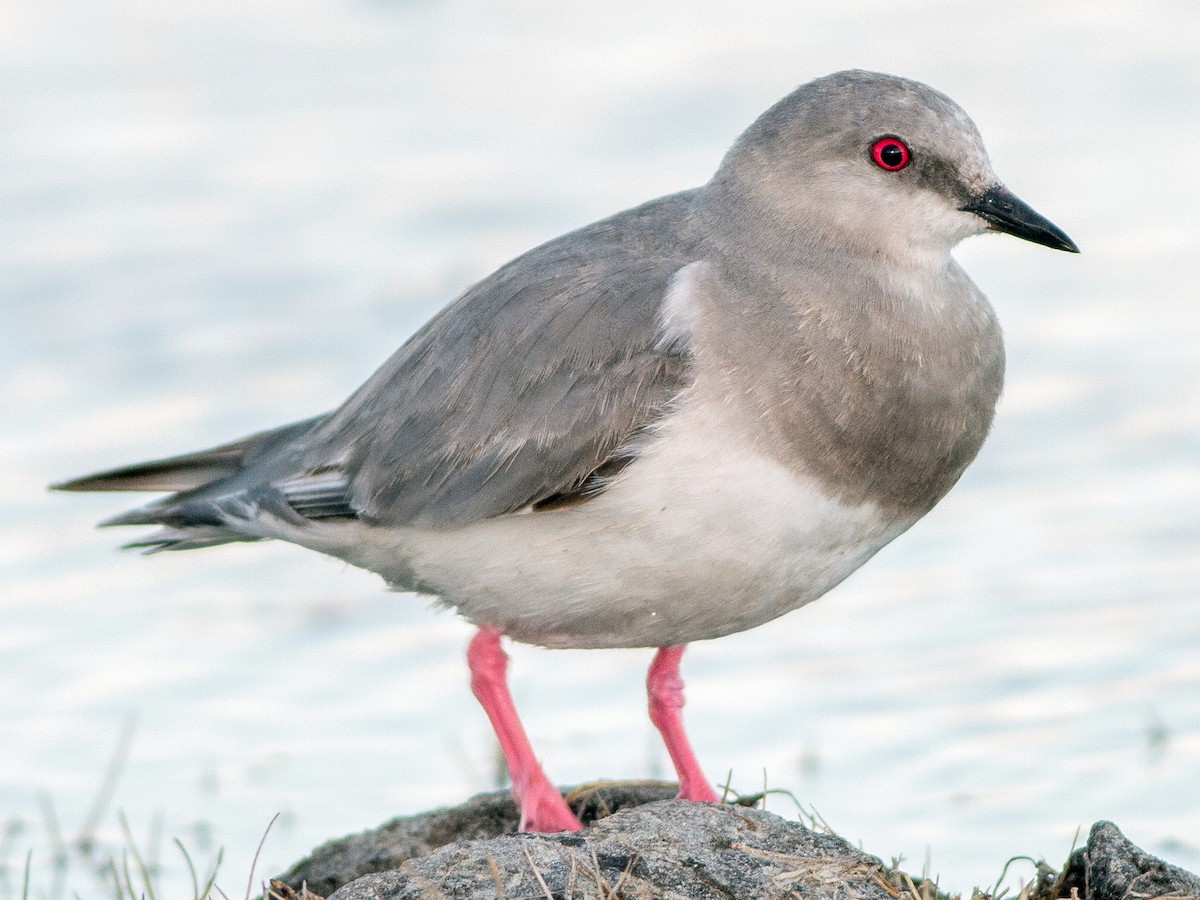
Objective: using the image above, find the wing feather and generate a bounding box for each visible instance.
[296,190,700,528]
[60,189,701,541]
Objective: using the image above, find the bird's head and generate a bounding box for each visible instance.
[708,70,1078,266]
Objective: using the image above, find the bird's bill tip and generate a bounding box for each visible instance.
[962,185,1079,253]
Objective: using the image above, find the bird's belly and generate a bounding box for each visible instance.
[344,408,918,649]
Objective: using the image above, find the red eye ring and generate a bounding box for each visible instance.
[870,137,910,171]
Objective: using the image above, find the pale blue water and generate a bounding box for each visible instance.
[2,2,1199,897]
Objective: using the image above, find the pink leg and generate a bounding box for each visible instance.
[647,645,720,803]
[467,628,582,832]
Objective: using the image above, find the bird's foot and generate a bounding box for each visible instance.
[516,779,583,832]
[676,776,721,804]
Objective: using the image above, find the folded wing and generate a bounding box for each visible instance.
[59,190,700,545]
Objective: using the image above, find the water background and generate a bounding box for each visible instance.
[2,2,1199,897]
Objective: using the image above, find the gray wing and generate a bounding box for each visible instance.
[63,189,701,543]
[301,189,699,528]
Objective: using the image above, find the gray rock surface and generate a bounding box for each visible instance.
[276,781,681,898]
[273,782,1200,900]
[325,800,892,900]
[1043,821,1200,900]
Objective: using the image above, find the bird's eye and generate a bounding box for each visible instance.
[870,137,910,171]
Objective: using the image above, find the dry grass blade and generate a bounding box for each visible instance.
[876,870,904,898]
[100,858,121,900]
[243,814,280,900]
[119,849,136,900]
[199,848,224,900]
[484,855,506,900]
[760,787,807,817]
[265,878,326,900]
[883,864,958,900]
[117,812,156,900]
[718,770,734,803]
[589,846,609,898]
[174,839,200,900]
[566,855,577,899]
[550,845,584,899]
[608,853,638,897]
[733,843,886,891]
[900,869,942,900]
[519,846,554,900]
[579,844,643,900]
[989,856,1039,899]
[807,805,838,837]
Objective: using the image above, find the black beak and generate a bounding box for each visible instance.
[961,185,1079,253]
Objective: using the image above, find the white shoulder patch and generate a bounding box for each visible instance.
[656,260,708,351]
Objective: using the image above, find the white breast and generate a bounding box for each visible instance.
[329,394,917,650]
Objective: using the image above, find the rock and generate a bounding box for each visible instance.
[275,781,680,898]
[1037,821,1200,900]
[273,782,1200,900]
[324,801,893,900]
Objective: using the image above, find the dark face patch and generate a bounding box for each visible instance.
[906,147,975,205]
[851,131,975,206]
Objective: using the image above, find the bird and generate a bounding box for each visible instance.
[56,70,1078,834]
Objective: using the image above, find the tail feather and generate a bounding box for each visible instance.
[53,416,324,494]
[99,500,217,529]
[54,448,247,493]
[55,415,328,552]
[122,526,263,554]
